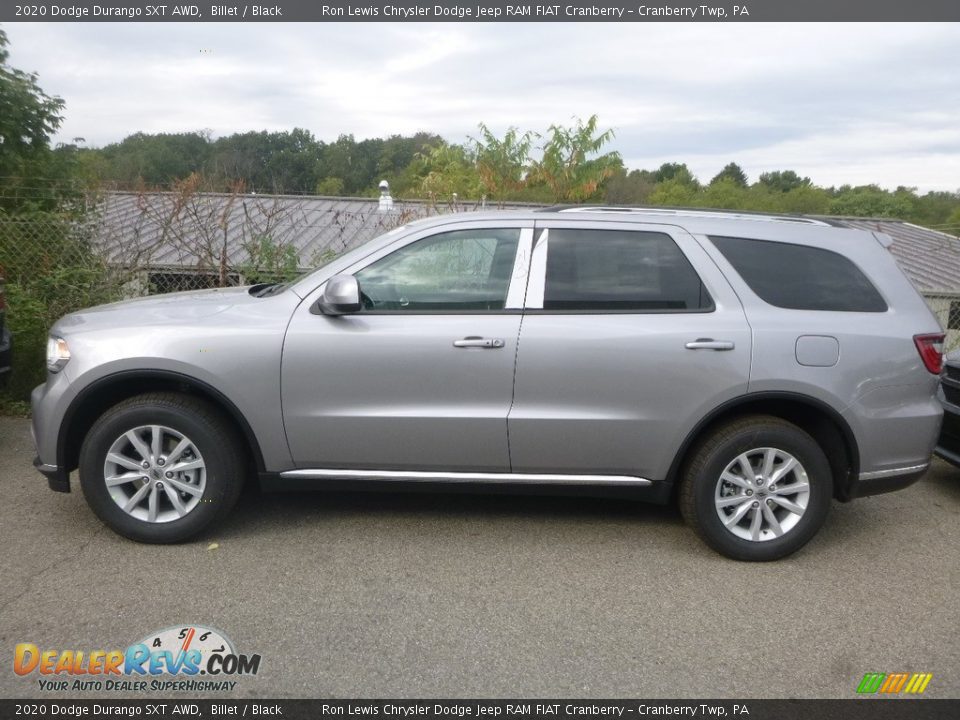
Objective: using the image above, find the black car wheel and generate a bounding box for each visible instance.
[79,393,245,543]
[680,415,833,561]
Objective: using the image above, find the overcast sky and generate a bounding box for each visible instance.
[5,22,959,191]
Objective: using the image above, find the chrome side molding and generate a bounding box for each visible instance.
[858,463,929,481]
[279,468,653,486]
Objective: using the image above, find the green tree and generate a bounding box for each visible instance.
[471,123,535,205]
[944,206,960,232]
[208,129,322,193]
[377,133,441,178]
[655,162,699,187]
[315,176,345,196]
[829,184,915,219]
[319,134,390,195]
[757,170,809,193]
[100,131,213,187]
[416,142,482,205]
[912,190,960,227]
[0,29,116,403]
[774,185,831,214]
[0,28,70,212]
[710,162,748,188]
[238,234,301,284]
[0,29,64,173]
[531,115,621,203]
[701,178,750,210]
[604,168,656,205]
[648,178,700,207]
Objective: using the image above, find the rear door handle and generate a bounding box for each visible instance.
[453,337,505,349]
[685,338,735,351]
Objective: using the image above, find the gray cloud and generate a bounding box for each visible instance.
[4,21,958,191]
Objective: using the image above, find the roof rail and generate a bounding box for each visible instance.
[546,206,831,227]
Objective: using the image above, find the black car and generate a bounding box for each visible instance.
[0,273,10,385]
[936,351,960,467]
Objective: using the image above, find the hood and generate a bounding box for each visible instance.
[55,286,262,333]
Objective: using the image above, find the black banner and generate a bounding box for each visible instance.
[1,700,959,720]
[2,0,960,23]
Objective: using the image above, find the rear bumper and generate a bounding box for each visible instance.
[845,463,928,499]
[839,384,940,500]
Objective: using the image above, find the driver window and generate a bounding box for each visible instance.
[355,228,521,312]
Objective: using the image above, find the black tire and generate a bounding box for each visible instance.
[79,392,245,543]
[679,415,832,561]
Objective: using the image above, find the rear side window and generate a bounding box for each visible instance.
[709,235,887,312]
[543,229,712,311]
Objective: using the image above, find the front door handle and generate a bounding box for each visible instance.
[685,338,735,351]
[453,337,505,349]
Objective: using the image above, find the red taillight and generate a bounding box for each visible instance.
[914,333,945,374]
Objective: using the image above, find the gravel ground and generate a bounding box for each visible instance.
[0,415,957,699]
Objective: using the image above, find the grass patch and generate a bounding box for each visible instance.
[0,394,31,417]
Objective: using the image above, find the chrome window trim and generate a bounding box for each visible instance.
[504,228,535,310]
[525,229,549,310]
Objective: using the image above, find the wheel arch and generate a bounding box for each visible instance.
[58,370,266,476]
[665,392,860,501]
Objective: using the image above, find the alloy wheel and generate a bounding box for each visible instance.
[103,424,206,523]
[714,447,810,542]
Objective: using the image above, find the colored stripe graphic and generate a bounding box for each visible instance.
[904,673,934,694]
[857,672,932,694]
[879,673,909,693]
[857,673,886,693]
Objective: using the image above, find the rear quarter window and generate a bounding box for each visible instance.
[709,235,887,312]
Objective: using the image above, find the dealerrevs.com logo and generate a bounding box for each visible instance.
[14,625,261,693]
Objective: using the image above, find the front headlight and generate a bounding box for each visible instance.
[46,336,71,373]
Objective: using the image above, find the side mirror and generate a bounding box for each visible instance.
[317,274,362,315]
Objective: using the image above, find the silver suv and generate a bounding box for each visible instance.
[31,208,944,560]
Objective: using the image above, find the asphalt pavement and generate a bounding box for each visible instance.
[1,415,957,698]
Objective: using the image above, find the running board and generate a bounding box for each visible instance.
[279,469,652,486]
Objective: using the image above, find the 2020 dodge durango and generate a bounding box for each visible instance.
[31,209,944,560]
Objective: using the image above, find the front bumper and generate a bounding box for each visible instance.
[31,374,75,493]
[0,326,11,382]
[934,385,960,468]
[34,455,70,493]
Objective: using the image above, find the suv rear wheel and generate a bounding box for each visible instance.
[679,415,832,561]
[79,393,244,543]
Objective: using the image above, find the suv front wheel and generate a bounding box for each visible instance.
[79,393,245,543]
[679,415,833,561]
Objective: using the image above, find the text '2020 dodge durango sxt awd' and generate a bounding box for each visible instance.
[31,208,944,560]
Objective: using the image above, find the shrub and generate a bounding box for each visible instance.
[0,212,120,403]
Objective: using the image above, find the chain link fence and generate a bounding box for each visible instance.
[0,193,444,294]
[0,191,475,400]
[922,294,960,353]
[3,191,960,402]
